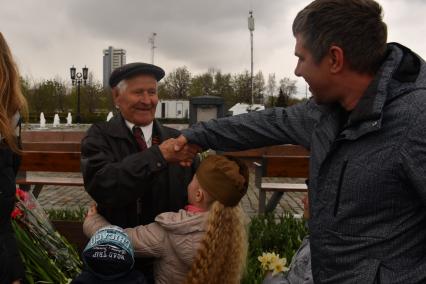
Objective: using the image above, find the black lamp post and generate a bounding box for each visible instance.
[70,66,88,123]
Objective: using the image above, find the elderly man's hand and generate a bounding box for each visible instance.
[173,135,203,166]
[159,138,200,164]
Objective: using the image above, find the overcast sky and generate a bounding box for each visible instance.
[1,0,425,98]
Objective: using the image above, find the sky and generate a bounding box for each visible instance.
[1,0,425,98]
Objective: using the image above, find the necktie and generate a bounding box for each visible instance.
[132,126,147,151]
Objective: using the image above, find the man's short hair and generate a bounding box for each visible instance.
[292,0,388,74]
[116,80,128,94]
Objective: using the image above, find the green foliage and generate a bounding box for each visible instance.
[45,207,87,221]
[13,221,75,283]
[20,75,112,123]
[242,213,308,284]
[20,67,301,120]
[160,66,192,99]
[189,71,215,97]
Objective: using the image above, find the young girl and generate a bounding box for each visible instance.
[84,155,248,284]
[0,32,28,284]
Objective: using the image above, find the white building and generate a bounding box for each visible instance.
[228,103,265,116]
[155,100,189,119]
[103,46,126,88]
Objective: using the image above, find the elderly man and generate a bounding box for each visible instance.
[81,63,197,282]
[175,0,426,283]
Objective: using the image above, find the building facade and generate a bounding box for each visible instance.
[103,46,126,88]
[155,100,189,119]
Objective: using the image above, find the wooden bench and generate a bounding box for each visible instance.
[255,155,310,214]
[16,151,83,198]
[22,141,81,152]
[224,144,309,159]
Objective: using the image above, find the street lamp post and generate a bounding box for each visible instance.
[248,10,255,106]
[70,66,88,123]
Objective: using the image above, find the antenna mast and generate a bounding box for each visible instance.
[248,11,255,106]
[149,32,157,64]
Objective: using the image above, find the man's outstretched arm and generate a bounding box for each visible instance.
[177,101,319,153]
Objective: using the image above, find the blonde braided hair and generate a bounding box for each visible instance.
[184,201,247,284]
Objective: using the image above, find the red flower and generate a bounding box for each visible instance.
[16,188,28,202]
[11,207,23,219]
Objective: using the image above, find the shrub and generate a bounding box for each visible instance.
[45,207,87,221]
[242,213,308,284]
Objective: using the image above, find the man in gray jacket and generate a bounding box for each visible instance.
[174,0,426,283]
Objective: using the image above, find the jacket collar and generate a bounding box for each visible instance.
[340,43,422,141]
[105,112,165,143]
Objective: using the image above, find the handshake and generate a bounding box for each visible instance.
[159,135,201,166]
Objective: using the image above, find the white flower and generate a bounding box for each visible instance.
[258,251,289,275]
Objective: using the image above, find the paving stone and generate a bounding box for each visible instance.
[35,168,305,217]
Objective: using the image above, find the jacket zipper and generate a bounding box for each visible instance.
[333,160,348,217]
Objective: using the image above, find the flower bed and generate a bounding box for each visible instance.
[242,213,308,283]
[45,207,88,254]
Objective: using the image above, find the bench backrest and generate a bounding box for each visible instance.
[21,130,85,142]
[20,151,81,172]
[224,144,309,159]
[22,142,81,152]
[261,155,310,178]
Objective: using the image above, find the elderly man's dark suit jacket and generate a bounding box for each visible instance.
[181,43,426,283]
[81,114,195,228]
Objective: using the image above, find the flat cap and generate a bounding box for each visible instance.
[196,155,249,207]
[109,62,165,88]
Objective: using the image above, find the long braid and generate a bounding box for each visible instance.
[184,201,247,284]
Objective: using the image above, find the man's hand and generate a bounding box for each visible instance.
[174,135,202,167]
[159,138,200,164]
[174,135,188,151]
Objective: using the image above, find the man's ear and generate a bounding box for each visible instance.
[328,45,344,74]
[112,87,120,108]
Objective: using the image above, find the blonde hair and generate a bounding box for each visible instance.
[0,32,28,153]
[184,201,247,284]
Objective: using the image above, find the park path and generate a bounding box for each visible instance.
[35,167,305,218]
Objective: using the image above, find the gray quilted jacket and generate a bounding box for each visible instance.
[182,43,426,283]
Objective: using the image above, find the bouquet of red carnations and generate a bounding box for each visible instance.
[12,188,82,284]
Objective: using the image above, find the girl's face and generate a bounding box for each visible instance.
[187,174,201,204]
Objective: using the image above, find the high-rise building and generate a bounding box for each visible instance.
[103,46,126,88]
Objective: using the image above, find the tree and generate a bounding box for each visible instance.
[275,77,298,107]
[52,77,67,112]
[161,67,191,99]
[279,77,297,98]
[81,72,106,114]
[189,72,214,97]
[29,80,59,115]
[266,73,277,107]
[232,70,265,105]
[213,71,234,109]
[232,71,251,104]
[253,71,265,104]
[275,87,288,107]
